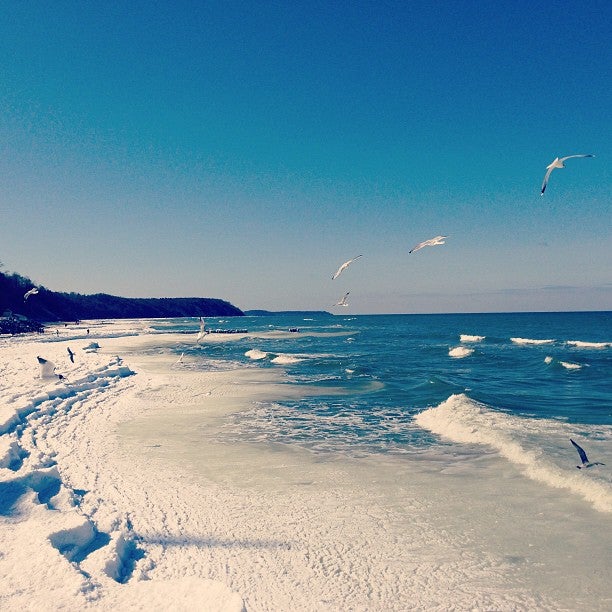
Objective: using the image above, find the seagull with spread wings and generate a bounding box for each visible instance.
[332,255,362,280]
[409,235,448,254]
[570,438,605,469]
[334,292,350,307]
[541,154,594,195]
[24,287,39,301]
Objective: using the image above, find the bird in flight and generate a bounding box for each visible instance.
[332,255,362,280]
[196,317,207,344]
[334,292,350,307]
[570,438,605,469]
[409,235,448,254]
[67,347,75,363]
[24,287,39,301]
[541,154,594,195]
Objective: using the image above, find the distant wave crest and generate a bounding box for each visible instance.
[560,361,582,370]
[460,334,484,343]
[566,340,611,349]
[511,337,555,345]
[271,354,305,365]
[448,346,474,359]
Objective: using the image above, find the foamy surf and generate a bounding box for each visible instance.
[448,346,474,358]
[271,354,305,365]
[511,337,555,345]
[245,349,268,360]
[415,394,612,513]
[566,340,611,349]
[460,334,485,342]
[544,356,585,370]
[560,361,583,370]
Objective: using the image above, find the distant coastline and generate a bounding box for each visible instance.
[0,270,243,331]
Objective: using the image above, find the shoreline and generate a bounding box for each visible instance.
[1,322,611,610]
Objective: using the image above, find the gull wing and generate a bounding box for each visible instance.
[409,236,447,253]
[570,438,589,465]
[332,255,362,280]
[541,166,555,195]
[409,240,428,254]
[559,154,594,163]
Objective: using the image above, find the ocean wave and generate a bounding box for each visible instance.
[245,349,268,360]
[560,361,583,370]
[566,340,611,349]
[460,334,485,343]
[511,337,555,345]
[448,346,474,359]
[544,356,583,370]
[415,394,612,513]
[271,354,305,365]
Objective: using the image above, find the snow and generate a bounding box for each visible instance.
[0,324,244,611]
[1,320,610,611]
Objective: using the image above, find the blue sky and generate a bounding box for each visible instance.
[1,1,610,313]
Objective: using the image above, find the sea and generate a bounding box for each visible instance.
[139,311,612,503]
[123,311,611,609]
[151,310,611,454]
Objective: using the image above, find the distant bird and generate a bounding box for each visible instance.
[334,292,350,307]
[570,438,605,469]
[409,235,448,254]
[67,347,75,363]
[332,255,362,280]
[540,154,594,195]
[24,287,39,301]
[196,317,207,344]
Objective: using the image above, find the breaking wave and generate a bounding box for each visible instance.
[415,394,612,513]
[511,337,555,345]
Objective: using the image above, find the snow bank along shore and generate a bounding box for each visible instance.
[1,320,610,611]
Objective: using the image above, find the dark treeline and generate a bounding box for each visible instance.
[0,270,244,326]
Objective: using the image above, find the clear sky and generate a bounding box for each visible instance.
[1,1,610,314]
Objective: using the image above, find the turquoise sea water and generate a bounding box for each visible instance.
[124,312,612,610]
[150,311,612,510]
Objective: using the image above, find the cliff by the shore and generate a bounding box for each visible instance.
[0,270,243,328]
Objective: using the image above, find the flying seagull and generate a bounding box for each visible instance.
[24,287,39,301]
[540,154,594,195]
[570,438,605,469]
[67,347,75,363]
[196,317,207,344]
[332,255,362,280]
[334,292,350,307]
[409,235,448,254]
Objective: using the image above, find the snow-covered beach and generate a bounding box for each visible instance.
[1,320,611,611]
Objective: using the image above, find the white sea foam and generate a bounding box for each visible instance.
[566,340,611,349]
[511,337,555,345]
[544,356,583,369]
[560,361,582,370]
[448,346,474,358]
[460,334,485,343]
[415,394,612,513]
[245,348,268,360]
[271,354,305,365]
